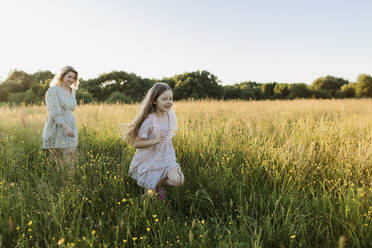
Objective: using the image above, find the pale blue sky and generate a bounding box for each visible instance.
[0,0,371,85]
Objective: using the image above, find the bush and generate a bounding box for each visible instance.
[3,81,26,93]
[240,88,261,100]
[336,84,356,98]
[274,84,290,99]
[76,89,94,104]
[261,83,276,99]
[8,92,26,105]
[310,89,331,99]
[31,84,49,102]
[0,88,9,102]
[288,83,312,99]
[106,91,132,104]
[223,86,241,99]
[23,89,37,105]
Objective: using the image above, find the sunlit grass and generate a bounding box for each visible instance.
[0,99,371,247]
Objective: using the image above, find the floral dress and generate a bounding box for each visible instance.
[128,110,180,189]
[42,85,78,149]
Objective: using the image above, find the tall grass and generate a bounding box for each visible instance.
[0,99,371,247]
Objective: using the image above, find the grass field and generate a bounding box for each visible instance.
[0,99,371,247]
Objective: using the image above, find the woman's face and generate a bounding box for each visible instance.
[154,90,173,112]
[62,71,77,87]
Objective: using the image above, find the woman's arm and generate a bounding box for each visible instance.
[46,88,65,125]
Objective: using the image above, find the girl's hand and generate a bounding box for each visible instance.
[154,133,165,144]
[62,124,74,137]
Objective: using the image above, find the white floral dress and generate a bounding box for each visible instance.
[128,110,181,189]
[42,85,78,149]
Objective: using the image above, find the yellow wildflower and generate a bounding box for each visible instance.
[57,238,65,245]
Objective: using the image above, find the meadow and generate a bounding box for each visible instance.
[0,99,371,247]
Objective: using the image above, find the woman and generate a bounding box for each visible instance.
[42,66,79,166]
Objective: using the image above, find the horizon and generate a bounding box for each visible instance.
[0,67,367,86]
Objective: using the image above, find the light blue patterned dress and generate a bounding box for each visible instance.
[42,85,78,149]
[128,110,181,189]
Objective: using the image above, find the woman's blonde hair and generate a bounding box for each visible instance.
[50,66,79,89]
[124,82,172,145]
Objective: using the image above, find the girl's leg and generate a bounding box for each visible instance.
[163,167,184,187]
[48,148,63,170]
[63,147,76,166]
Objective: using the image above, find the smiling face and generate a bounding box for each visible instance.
[62,71,77,87]
[154,90,173,112]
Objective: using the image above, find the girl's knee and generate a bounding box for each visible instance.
[179,171,185,186]
[168,168,184,187]
[174,174,184,186]
[178,173,185,186]
[168,177,183,187]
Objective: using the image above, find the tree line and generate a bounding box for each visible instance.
[0,69,371,105]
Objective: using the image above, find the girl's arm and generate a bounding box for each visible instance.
[133,134,164,149]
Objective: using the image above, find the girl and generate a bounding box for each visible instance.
[125,82,184,199]
[42,66,79,166]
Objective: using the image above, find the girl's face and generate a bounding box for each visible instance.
[62,71,77,87]
[154,90,173,112]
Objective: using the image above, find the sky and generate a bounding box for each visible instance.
[0,0,371,85]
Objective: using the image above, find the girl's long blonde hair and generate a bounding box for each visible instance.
[49,66,79,89]
[124,82,172,145]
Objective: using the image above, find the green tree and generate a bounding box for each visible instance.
[23,89,37,105]
[171,71,224,100]
[31,70,54,85]
[288,83,312,99]
[310,89,331,99]
[3,80,27,93]
[239,81,262,100]
[240,88,261,100]
[80,71,154,102]
[311,75,348,97]
[337,84,356,98]
[157,78,176,89]
[5,70,33,90]
[0,87,9,102]
[223,82,263,100]
[8,92,26,104]
[223,85,241,99]
[76,89,94,104]
[30,80,50,103]
[274,83,290,99]
[106,91,132,104]
[355,74,372,97]
[261,82,276,99]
